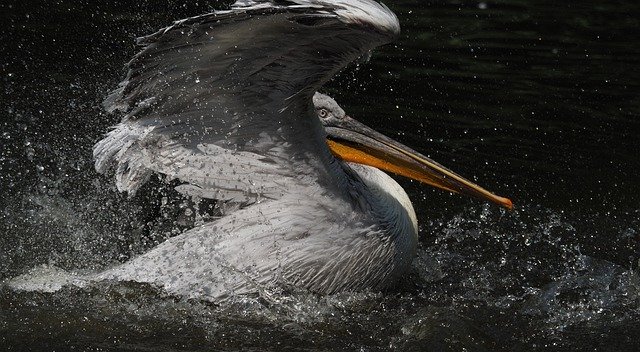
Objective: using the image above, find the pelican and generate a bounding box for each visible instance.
[92,0,512,300]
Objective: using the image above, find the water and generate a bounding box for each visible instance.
[1,0,639,350]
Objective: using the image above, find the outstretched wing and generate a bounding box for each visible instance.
[94,0,399,202]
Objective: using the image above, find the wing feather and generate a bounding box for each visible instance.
[94,0,399,203]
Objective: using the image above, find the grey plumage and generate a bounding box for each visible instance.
[94,0,399,203]
[92,0,419,300]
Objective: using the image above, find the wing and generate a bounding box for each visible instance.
[94,0,399,203]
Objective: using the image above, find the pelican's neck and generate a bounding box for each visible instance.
[339,162,419,281]
[344,163,418,236]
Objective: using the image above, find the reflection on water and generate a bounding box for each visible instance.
[1,0,639,350]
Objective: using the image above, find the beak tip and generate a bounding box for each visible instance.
[500,197,514,211]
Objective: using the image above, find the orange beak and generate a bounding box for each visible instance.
[324,116,513,210]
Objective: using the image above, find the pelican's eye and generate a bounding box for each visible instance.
[318,108,329,119]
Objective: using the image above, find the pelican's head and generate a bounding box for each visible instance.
[313,92,513,210]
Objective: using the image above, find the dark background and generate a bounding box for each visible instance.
[1,1,639,351]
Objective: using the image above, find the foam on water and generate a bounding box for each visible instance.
[4,265,86,293]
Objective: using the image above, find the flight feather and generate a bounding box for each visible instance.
[94,0,400,203]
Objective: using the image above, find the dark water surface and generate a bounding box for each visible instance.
[1,0,639,351]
